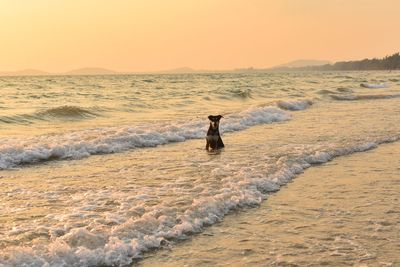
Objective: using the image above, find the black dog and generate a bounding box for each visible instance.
[206,115,224,151]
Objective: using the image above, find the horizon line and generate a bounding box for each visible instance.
[1,52,398,77]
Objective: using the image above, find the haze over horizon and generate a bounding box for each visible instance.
[1,0,399,72]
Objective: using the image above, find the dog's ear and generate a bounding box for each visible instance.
[217,115,223,120]
[208,115,213,121]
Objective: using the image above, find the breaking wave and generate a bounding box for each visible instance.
[277,99,313,111]
[360,83,388,89]
[1,135,399,267]
[330,94,400,101]
[0,106,290,169]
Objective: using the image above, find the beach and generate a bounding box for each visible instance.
[140,142,400,267]
[0,71,399,266]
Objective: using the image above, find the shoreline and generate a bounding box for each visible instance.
[1,70,399,267]
[140,142,400,266]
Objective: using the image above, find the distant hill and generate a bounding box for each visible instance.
[0,67,118,77]
[0,69,51,76]
[64,68,118,75]
[272,59,331,69]
[2,53,399,77]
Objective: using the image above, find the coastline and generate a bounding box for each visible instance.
[140,142,400,266]
[1,71,399,266]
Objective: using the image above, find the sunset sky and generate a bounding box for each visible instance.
[1,0,399,72]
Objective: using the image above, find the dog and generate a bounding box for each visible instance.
[206,115,224,151]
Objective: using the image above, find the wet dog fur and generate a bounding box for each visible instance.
[206,115,224,151]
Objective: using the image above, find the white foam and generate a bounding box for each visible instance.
[277,99,313,111]
[0,106,290,169]
[1,136,398,267]
[331,94,400,101]
[360,83,388,89]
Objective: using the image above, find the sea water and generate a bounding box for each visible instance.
[0,71,399,266]
[141,141,400,267]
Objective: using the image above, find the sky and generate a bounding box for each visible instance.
[0,0,399,72]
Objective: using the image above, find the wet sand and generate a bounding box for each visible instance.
[140,142,400,267]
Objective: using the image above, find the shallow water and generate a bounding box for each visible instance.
[0,71,400,266]
[141,142,400,267]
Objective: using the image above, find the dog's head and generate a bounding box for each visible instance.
[208,115,223,130]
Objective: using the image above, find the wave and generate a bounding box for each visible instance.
[0,106,101,125]
[360,83,387,89]
[330,94,400,101]
[333,75,354,79]
[36,105,100,119]
[336,87,353,93]
[277,99,313,111]
[1,135,399,267]
[227,88,252,99]
[142,79,155,83]
[0,114,37,124]
[316,89,336,95]
[0,106,290,169]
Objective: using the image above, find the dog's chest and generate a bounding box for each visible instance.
[206,135,219,142]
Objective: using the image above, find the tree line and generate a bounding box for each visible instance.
[281,53,400,71]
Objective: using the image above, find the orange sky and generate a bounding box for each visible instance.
[1,0,399,72]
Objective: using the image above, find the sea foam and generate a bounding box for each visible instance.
[360,83,388,89]
[277,99,313,111]
[0,106,290,169]
[1,136,398,267]
[331,94,400,101]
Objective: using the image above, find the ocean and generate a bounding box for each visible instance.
[0,71,399,266]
